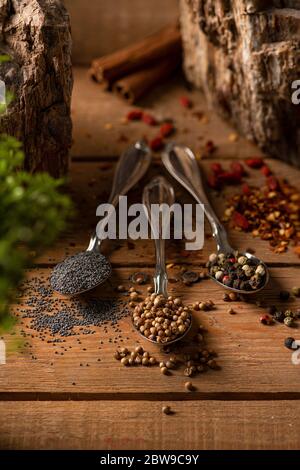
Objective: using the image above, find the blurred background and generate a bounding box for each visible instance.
[64,0,179,64]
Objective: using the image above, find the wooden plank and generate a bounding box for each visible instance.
[0,400,299,450]
[37,158,300,265]
[66,1,179,65]
[1,266,300,395]
[71,67,260,158]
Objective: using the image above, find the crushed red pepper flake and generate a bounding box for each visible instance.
[223,176,300,253]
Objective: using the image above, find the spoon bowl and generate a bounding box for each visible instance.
[162,143,270,295]
[207,251,270,295]
[133,318,193,346]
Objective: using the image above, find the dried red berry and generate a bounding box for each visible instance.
[160,122,175,138]
[205,140,216,154]
[233,212,249,230]
[230,162,246,177]
[142,113,157,126]
[260,314,272,325]
[242,183,251,195]
[207,174,220,190]
[261,165,271,176]
[245,157,264,169]
[210,163,223,175]
[150,136,164,151]
[218,172,242,185]
[267,176,279,191]
[180,96,193,108]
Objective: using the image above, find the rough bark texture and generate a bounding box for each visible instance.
[0,0,73,176]
[180,0,300,167]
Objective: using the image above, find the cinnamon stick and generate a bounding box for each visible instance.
[113,56,181,103]
[90,23,181,89]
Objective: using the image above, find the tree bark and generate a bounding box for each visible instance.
[0,0,73,177]
[180,0,300,167]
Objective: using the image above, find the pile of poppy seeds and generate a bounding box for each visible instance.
[50,251,112,295]
[207,252,266,291]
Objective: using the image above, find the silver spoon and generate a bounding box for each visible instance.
[132,176,192,345]
[50,141,152,296]
[162,143,269,294]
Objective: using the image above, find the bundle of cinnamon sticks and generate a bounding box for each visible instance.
[90,23,182,103]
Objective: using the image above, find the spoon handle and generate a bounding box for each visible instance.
[162,143,232,253]
[88,140,152,251]
[143,176,175,297]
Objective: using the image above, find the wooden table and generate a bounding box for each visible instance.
[1,68,300,450]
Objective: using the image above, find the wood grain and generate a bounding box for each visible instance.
[1,266,300,396]
[66,0,179,65]
[71,68,259,158]
[1,400,299,450]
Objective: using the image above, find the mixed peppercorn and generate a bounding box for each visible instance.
[207,252,267,291]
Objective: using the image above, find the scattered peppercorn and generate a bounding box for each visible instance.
[162,405,172,415]
[284,337,297,350]
[260,314,273,325]
[291,287,300,297]
[284,317,294,327]
[280,290,290,301]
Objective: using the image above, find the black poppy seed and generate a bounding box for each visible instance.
[14,278,130,341]
[50,251,112,295]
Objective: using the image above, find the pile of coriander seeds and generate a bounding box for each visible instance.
[132,293,192,344]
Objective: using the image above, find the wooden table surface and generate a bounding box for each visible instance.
[1,67,300,450]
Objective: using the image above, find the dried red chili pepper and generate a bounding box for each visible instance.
[210,163,223,175]
[245,157,264,169]
[142,113,157,126]
[218,172,242,185]
[150,136,164,151]
[207,174,220,190]
[160,122,175,138]
[261,165,271,176]
[205,140,216,154]
[180,96,193,108]
[230,162,246,177]
[233,212,249,230]
[242,183,251,195]
[126,109,143,121]
[267,176,279,191]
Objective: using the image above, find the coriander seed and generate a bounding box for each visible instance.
[162,406,172,415]
[185,381,195,391]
